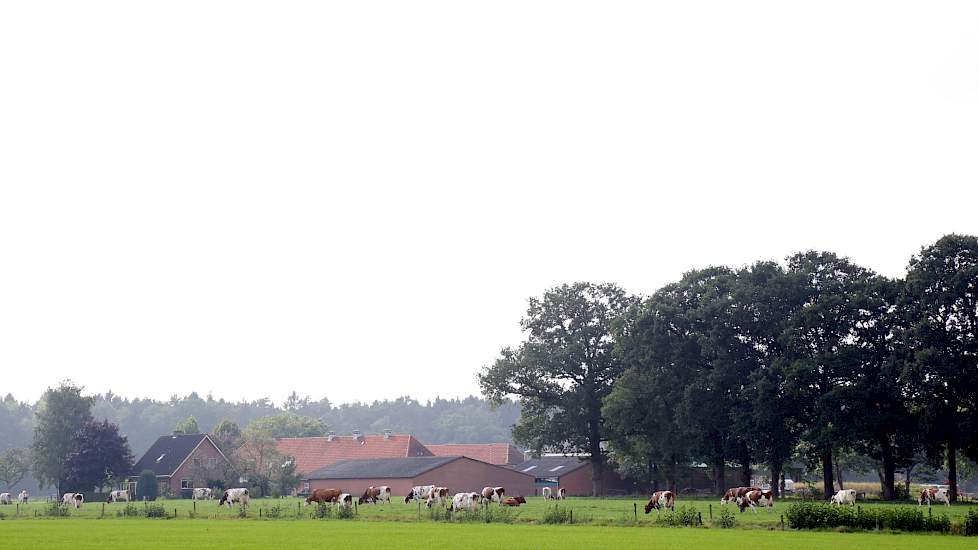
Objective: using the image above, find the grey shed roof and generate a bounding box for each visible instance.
[303,456,461,480]
[132,433,210,476]
[511,457,589,477]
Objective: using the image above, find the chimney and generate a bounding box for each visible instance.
[326,431,335,442]
[352,430,362,441]
[383,429,392,439]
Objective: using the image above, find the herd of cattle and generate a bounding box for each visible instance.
[0,485,955,512]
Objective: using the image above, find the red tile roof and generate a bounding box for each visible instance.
[425,443,525,465]
[276,435,432,476]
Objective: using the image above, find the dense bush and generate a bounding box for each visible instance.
[655,505,700,527]
[785,502,950,533]
[44,502,69,517]
[136,470,158,501]
[143,503,167,518]
[964,510,978,536]
[312,501,331,519]
[714,507,736,529]
[117,503,140,517]
[541,504,572,524]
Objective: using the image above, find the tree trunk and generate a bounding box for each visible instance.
[947,440,958,503]
[879,436,896,500]
[589,452,604,497]
[740,443,751,487]
[770,462,783,498]
[835,462,844,490]
[904,464,914,496]
[588,406,604,497]
[821,446,835,500]
[713,459,726,497]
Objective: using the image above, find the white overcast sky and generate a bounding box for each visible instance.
[1,1,976,406]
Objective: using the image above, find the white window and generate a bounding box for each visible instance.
[208,458,217,468]
[181,479,192,489]
[302,482,310,493]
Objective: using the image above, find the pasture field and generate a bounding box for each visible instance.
[2,495,973,528]
[1,518,975,549]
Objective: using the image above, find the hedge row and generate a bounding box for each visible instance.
[785,502,951,532]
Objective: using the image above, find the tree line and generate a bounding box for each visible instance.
[481,234,978,501]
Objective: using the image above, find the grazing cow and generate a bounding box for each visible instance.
[541,487,553,500]
[0,493,10,505]
[737,489,774,513]
[644,491,675,514]
[106,490,130,503]
[62,493,84,509]
[405,485,435,504]
[219,488,250,508]
[425,487,449,508]
[721,486,760,505]
[359,486,392,504]
[918,487,950,507]
[481,486,505,504]
[305,488,342,506]
[830,489,856,506]
[556,488,567,500]
[502,496,526,507]
[18,490,29,504]
[450,492,481,512]
[336,493,353,507]
[192,488,213,501]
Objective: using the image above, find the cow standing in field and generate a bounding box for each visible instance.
[192,488,213,500]
[0,493,10,505]
[336,493,353,507]
[919,487,950,507]
[830,489,856,506]
[425,487,449,508]
[721,486,760,505]
[405,485,435,504]
[555,488,567,500]
[450,492,481,512]
[644,491,675,514]
[18,490,29,504]
[737,489,774,513]
[219,488,250,508]
[62,493,84,509]
[305,488,342,506]
[481,486,505,505]
[358,485,392,504]
[541,487,553,500]
[502,496,526,507]
[106,490,130,503]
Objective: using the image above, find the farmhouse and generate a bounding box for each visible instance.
[129,432,230,497]
[512,456,634,496]
[276,430,432,482]
[426,443,525,465]
[302,456,536,497]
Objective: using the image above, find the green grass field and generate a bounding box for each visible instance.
[2,518,975,549]
[2,496,974,548]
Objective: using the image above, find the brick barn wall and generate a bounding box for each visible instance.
[413,458,535,496]
[169,438,227,494]
[557,466,594,496]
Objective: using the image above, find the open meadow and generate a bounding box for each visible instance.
[2,496,975,548]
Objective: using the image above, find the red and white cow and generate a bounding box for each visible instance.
[62,493,84,509]
[830,489,856,506]
[450,492,481,512]
[481,486,505,505]
[918,487,950,507]
[721,486,760,505]
[644,491,675,514]
[737,489,774,513]
[358,486,392,504]
[502,496,526,507]
[425,487,449,508]
[305,488,342,506]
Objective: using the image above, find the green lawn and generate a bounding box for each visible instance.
[4,495,972,528]
[1,519,974,549]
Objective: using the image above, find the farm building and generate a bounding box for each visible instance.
[129,432,230,497]
[512,456,634,496]
[276,430,432,480]
[302,456,536,497]
[426,443,525,465]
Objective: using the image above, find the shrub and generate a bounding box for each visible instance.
[264,504,284,519]
[143,503,167,518]
[655,505,699,527]
[335,505,355,520]
[236,504,249,519]
[785,502,950,533]
[963,509,978,536]
[714,507,736,529]
[117,503,140,517]
[136,470,158,501]
[312,501,331,519]
[541,504,572,524]
[44,502,70,517]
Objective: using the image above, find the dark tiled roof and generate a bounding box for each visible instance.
[132,433,208,476]
[511,457,589,478]
[303,456,460,480]
[426,443,525,465]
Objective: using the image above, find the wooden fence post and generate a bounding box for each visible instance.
[101,503,105,518]
[633,502,637,520]
[709,503,712,520]
[569,509,573,524]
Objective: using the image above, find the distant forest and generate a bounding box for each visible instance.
[0,390,520,493]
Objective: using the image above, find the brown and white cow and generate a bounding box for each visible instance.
[644,491,675,514]
[555,488,567,500]
[502,496,526,507]
[425,487,449,508]
[737,489,774,513]
[918,487,950,507]
[358,486,392,505]
[305,488,342,506]
[721,486,760,505]
[450,492,481,512]
[481,486,505,504]
[106,490,130,503]
[541,487,553,500]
